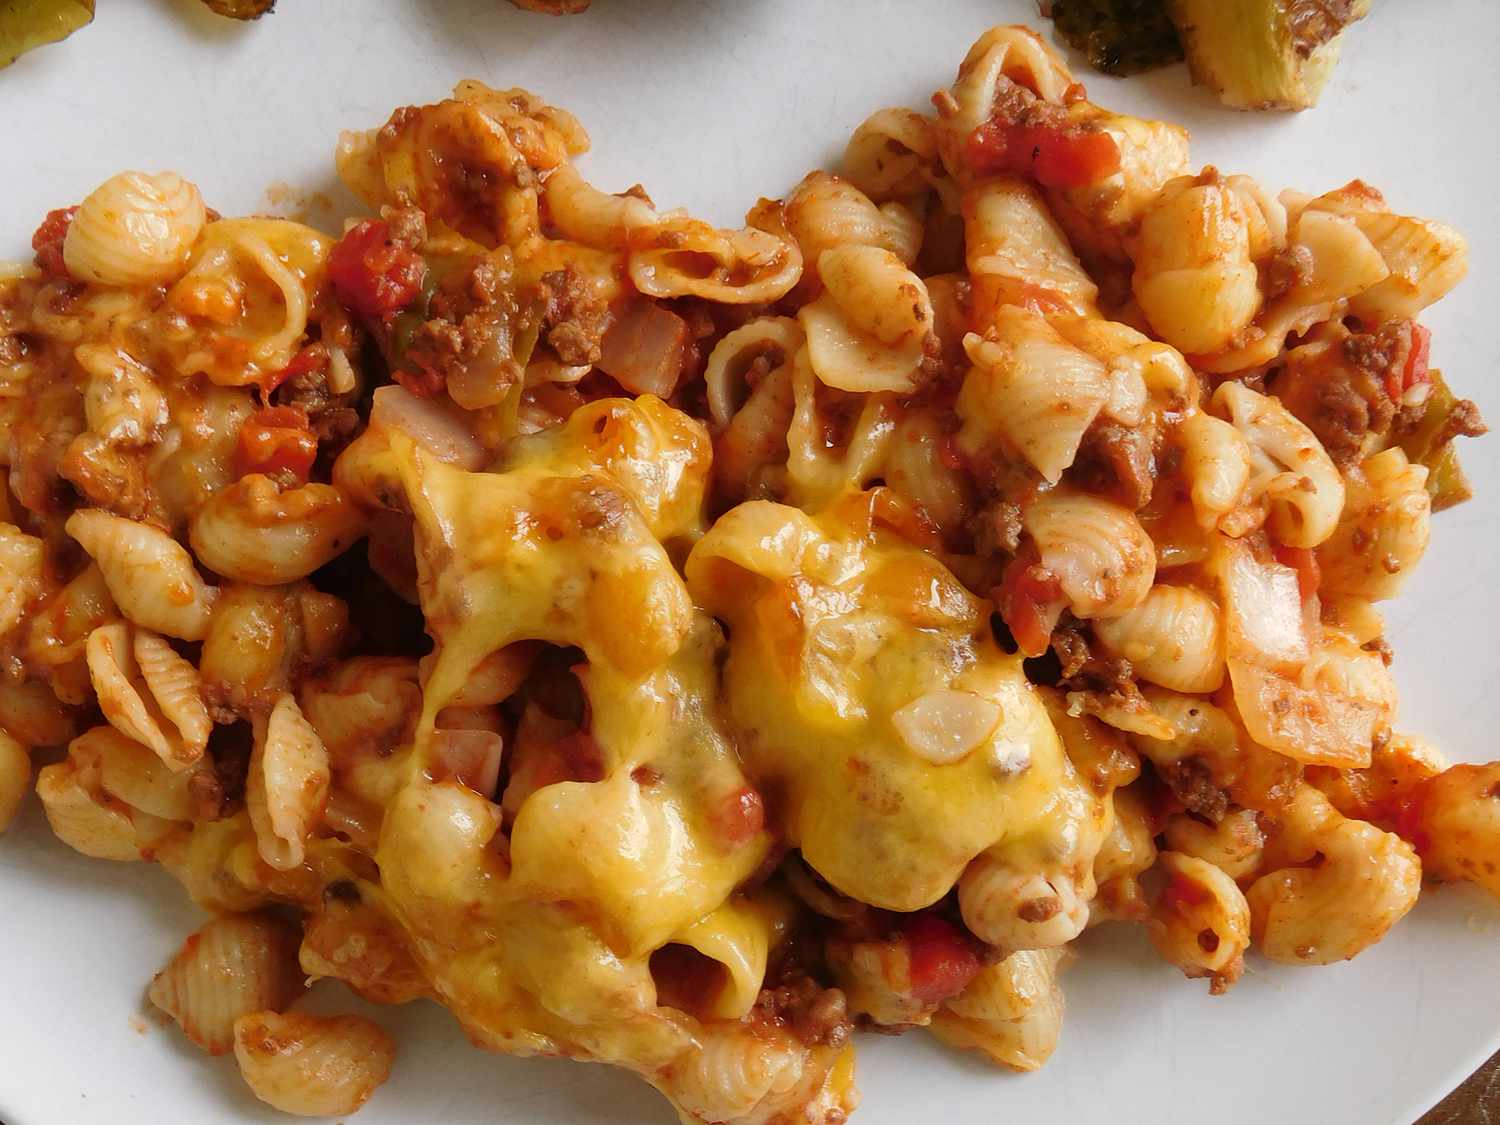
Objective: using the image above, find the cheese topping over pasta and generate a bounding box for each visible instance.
[1,25,1494,1125]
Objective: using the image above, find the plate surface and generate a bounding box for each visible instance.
[2,2,1498,1123]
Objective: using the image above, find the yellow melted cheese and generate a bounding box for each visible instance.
[686,491,1093,912]
[360,395,793,1090]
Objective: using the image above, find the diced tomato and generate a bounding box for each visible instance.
[327,219,426,322]
[32,206,79,278]
[708,786,767,849]
[903,915,982,1004]
[236,405,319,480]
[1162,873,1211,911]
[1403,323,1431,393]
[966,119,1121,189]
[1384,322,1432,402]
[1272,544,1321,602]
[994,551,1065,658]
[261,343,328,396]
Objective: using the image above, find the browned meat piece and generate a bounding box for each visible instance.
[1262,243,1313,300]
[969,498,1024,558]
[1272,323,1402,468]
[537,265,612,367]
[1429,397,1488,447]
[754,973,852,1049]
[1071,422,1155,509]
[399,253,535,406]
[1161,758,1230,823]
[1051,622,1134,694]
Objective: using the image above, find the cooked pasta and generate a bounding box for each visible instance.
[63,171,206,287]
[1,24,1492,1124]
[149,913,306,1055]
[0,730,30,832]
[233,1011,396,1116]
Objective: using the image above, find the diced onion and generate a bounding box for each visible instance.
[598,301,689,398]
[370,385,487,470]
[892,690,1001,764]
[1217,540,1308,667]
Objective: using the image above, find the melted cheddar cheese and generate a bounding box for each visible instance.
[686,492,1096,912]
[330,394,855,1117]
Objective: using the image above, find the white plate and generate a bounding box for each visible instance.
[2,2,1498,1123]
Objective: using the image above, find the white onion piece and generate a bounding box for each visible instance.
[370,385,487,470]
[1227,659,1377,768]
[1216,540,1308,667]
[892,690,1001,764]
[598,301,689,398]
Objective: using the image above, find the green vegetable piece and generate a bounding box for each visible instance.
[1165,0,1372,111]
[1424,443,1473,514]
[0,0,94,69]
[1398,371,1477,512]
[1048,0,1184,77]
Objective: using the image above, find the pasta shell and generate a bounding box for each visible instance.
[1022,493,1156,619]
[246,693,331,871]
[70,725,196,823]
[1318,448,1431,601]
[233,1010,395,1117]
[65,510,216,641]
[958,852,1089,951]
[0,679,78,748]
[0,523,45,639]
[63,171,206,287]
[842,107,940,202]
[1179,411,1253,530]
[134,630,212,765]
[965,179,1099,318]
[1092,585,1226,694]
[958,313,1111,484]
[784,172,922,267]
[543,163,658,249]
[189,477,366,586]
[1147,851,1251,984]
[34,757,166,862]
[0,731,32,833]
[671,1030,807,1124]
[931,948,1066,1072]
[1347,213,1467,323]
[1164,809,1265,881]
[703,316,803,428]
[629,219,802,305]
[148,913,305,1055]
[86,623,175,765]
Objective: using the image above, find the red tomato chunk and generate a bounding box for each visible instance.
[32,206,79,278]
[903,915,982,1004]
[237,405,319,481]
[328,219,426,322]
[967,120,1121,189]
